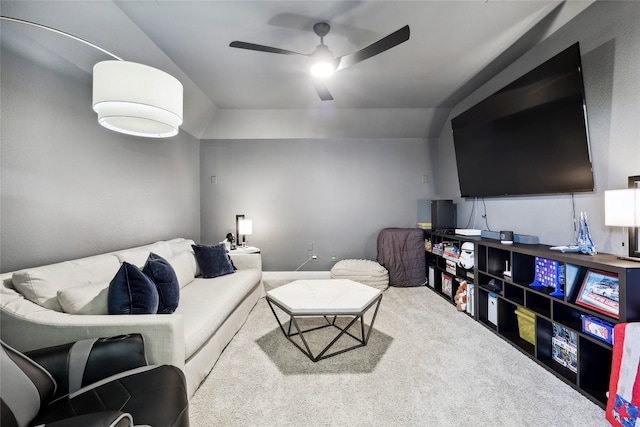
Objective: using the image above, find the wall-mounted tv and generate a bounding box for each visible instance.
[451,43,594,198]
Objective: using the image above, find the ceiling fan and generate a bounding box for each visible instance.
[229,22,410,101]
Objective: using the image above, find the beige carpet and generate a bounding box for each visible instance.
[190,286,608,426]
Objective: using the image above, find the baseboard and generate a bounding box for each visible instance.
[262,271,331,281]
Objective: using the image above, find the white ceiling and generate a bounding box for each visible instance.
[1,1,594,138]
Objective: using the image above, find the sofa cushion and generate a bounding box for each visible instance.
[175,269,262,359]
[113,242,172,268]
[108,263,159,315]
[168,239,196,255]
[11,255,120,311]
[142,253,180,314]
[167,251,197,289]
[168,238,200,277]
[57,282,109,315]
[192,244,235,279]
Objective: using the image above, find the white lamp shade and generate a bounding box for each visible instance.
[92,61,183,138]
[605,188,640,227]
[238,219,253,235]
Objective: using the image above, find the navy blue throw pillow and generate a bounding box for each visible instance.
[108,262,159,315]
[192,243,236,278]
[142,253,180,314]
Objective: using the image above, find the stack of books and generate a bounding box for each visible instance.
[442,242,459,262]
[466,283,475,316]
[446,259,457,275]
[442,273,453,297]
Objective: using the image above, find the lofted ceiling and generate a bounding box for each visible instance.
[0,1,594,138]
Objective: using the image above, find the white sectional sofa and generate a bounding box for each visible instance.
[0,238,264,398]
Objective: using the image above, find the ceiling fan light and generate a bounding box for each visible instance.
[92,61,183,138]
[310,61,335,78]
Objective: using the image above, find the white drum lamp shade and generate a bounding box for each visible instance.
[238,218,253,247]
[92,61,183,138]
[605,189,640,227]
[238,219,253,236]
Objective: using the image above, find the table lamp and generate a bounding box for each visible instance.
[238,218,253,248]
[605,186,640,261]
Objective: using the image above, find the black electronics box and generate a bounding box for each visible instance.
[431,200,456,230]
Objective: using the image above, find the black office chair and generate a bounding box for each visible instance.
[1,334,189,427]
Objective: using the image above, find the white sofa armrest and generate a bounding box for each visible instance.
[1,290,185,371]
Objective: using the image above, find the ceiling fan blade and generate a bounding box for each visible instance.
[229,41,306,56]
[313,79,334,101]
[336,25,410,71]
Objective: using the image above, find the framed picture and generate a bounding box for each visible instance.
[575,269,619,318]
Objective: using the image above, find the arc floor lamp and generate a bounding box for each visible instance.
[1,16,183,138]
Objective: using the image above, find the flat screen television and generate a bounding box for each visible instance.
[451,43,594,198]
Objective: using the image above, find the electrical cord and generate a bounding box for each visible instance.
[481,198,491,231]
[464,198,477,229]
[295,256,314,271]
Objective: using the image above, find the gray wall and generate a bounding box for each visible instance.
[200,138,433,270]
[433,1,639,256]
[1,31,201,272]
[3,1,636,273]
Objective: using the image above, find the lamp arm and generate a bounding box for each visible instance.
[0,15,123,61]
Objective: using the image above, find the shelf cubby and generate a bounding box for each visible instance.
[499,298,535,357]
[477,272,503,295]
[526,292,551,318]
[512,252,535,286]
[504,283,525,306]
[536,318,578,383]
[477,245,487,273]
[477,289,496,331]
[487,247,510,277]
[552,301,586,332]
[578,337,612,407]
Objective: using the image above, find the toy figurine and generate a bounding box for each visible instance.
[225,233,237,250]
[578,211,597,255]
[458,242,475,270]
[454,281,468,312]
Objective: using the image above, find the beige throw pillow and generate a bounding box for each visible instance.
[57,282,110,315]
[168,251,197,289]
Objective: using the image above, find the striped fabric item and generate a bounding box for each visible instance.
[606,323,640,427]
[1,341,56,427]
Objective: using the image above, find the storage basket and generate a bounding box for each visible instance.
[515,307,535,345]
